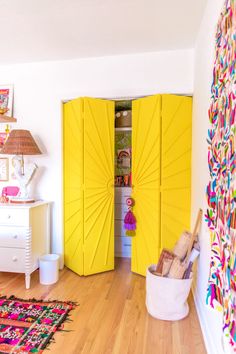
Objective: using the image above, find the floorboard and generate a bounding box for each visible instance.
[0,258,206,354]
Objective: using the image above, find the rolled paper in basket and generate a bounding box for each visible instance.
[183,261,193,279]
[173,231,192,260]
[188,248,200,264]
[168,257,187,279]
[162,258,173,276]
[155,249,175,275]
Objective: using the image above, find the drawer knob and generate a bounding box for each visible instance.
[12,257,18,262]
[13,235,18,239]
[7,215,11,219]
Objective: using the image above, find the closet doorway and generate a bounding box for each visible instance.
[114,100,132,260]
[63,95,192,277]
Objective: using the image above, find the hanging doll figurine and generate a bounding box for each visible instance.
[124,197,136,236]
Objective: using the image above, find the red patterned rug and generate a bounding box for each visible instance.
[0,296,76,354]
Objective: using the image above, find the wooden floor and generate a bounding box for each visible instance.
[0,258,206,354]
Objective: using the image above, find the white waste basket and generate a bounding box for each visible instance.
[146,264,192,321]
[39,254,59,285]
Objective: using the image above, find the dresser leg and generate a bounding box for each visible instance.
[25,274,31,289]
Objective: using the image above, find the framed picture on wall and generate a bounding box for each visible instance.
[0,85,13,117]
[0,158,9,181]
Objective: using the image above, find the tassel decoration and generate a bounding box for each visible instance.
[124,197,136,236]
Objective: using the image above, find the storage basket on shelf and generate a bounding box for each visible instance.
[146,209,202,321]
[115,110,131,127]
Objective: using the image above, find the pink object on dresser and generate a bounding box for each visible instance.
[2,186,20,197]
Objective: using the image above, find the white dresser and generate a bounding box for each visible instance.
[0,201,50,289]
[115,187,132,257]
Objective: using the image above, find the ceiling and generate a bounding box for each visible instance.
[0,0,207,64]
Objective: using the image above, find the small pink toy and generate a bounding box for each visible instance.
[2,186,20,197]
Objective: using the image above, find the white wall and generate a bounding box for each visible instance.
[0,49,194,260]
[192,1,231,353]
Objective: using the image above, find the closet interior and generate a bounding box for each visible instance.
[114,100,132,259]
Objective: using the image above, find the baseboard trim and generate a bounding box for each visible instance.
[192,284,223,354]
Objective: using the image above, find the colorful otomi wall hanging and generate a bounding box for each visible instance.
[206,0,236,350]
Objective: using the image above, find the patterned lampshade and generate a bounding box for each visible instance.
[1,129,42,155]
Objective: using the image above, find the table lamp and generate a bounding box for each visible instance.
[1,129,42,203]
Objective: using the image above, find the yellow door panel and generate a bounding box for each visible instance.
[83,97,115,275]
[161,190,191,250]
[63,99,84,275]
[163,150,191,179]
[162,169,191,190]
[132,95,161,276]
[161,94,192,251]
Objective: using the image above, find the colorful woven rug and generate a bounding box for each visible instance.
[0,296,75,354]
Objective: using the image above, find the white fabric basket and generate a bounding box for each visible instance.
[146,264,192,321]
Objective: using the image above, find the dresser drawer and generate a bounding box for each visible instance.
[115,204,129,220]
[0,248,25,272]
[115,220,126,237]
[0,208,29,226]
[115,187,132,204]
[115,236,131,257]
[0,227,26,248]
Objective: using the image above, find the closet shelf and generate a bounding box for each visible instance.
[115,127,132,132]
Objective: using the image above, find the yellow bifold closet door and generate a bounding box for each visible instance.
[83,98,114,275]
[64,97,114,276]
[161,95,192,250]
[64,98,84,275]
[132,95,161,276]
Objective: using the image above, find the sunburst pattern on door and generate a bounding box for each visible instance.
[63,99,84,275]
[132,95,161,276]
[161,95,192,250]
[83,98,114,275]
